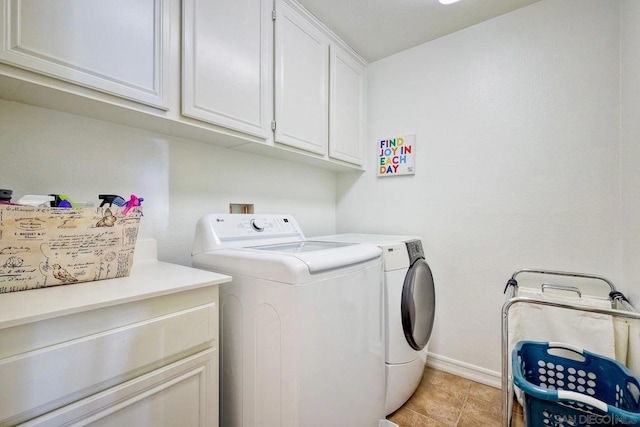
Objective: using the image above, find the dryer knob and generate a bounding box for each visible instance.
[250,219,265,232]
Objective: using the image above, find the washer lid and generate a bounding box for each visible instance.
[246,240,380,273]
[247,240,352,253]
[312,233,421,246]
[192,242,382,283]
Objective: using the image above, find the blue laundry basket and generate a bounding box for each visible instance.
[512,341,640,426]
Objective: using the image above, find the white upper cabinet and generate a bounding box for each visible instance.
[274,0,366,166]
[0,0,170,109]
[274,0,329,156]
[182,0,272,139]
[0,0,366,170]
[329,45,366,165]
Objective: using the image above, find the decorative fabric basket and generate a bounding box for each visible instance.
[0,205,141,293]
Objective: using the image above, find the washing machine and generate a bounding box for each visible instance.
[315,234,436,415]
[191,215,386,427]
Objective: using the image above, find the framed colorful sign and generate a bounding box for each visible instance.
[378,134,415,177]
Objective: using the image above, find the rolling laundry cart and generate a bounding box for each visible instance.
[502,269,640,426]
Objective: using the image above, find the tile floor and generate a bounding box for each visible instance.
[387,367,525,426]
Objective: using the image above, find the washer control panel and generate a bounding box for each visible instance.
[203,214,302,241]
[250,219,265,232]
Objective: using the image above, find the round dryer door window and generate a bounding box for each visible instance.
[401,259,436,351]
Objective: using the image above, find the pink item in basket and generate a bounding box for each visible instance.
[122,194,144,215]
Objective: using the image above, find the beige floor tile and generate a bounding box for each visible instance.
[387,407,448,427]
[420,367,474,399]
[457,409,501,427]
[466,382,502,405]
[511,412,526,427]
[507,397,526,426]
[512,399,523,414]
[404,381,466,425]
[461,396,501,421]
[390,367,529,426]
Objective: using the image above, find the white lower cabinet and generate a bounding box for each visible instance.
[0,265,222,427]
[24,349,216,427]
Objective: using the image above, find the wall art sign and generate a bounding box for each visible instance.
[378,134,415,177]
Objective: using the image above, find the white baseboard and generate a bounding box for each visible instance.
[426,353,502,389]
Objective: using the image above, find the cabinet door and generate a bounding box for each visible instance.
[0,300,216,424]
[182,0,272,138]
[274,0,329,155]
[23,349,218,427]
[329,45,365,166]
[0,0,170,109]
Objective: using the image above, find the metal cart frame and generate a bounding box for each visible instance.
[501,269,640,426]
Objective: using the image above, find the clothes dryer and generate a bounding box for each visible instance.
[192,215,386,427]
[315,234,436,414]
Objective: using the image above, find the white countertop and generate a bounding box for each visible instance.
[0,241,231,329]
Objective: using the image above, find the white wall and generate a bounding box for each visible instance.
[620,0,640,304]
[0,100,337,266]
[336,0,622,375]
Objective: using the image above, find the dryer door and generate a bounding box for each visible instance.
[401,259,435,351]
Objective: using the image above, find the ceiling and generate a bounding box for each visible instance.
[296,0,541,62]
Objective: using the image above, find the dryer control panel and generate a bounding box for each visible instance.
[405,240,425,265]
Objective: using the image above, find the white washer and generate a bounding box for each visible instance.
[315,234,436,415]
[192,215,386,427]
